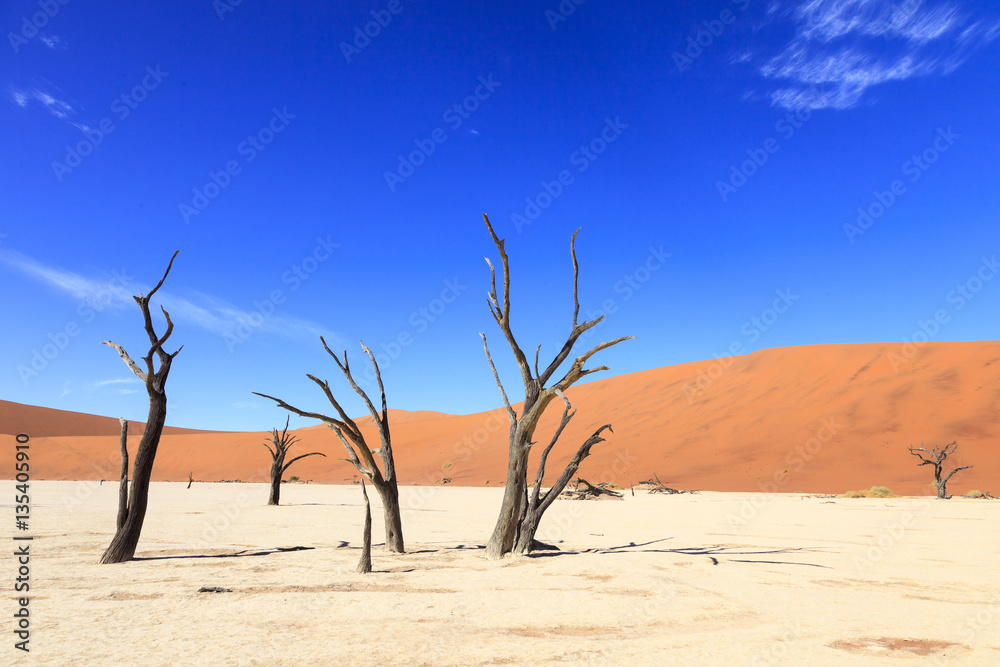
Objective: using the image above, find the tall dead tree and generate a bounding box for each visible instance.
[254,338,405,552]
[262,416,326,506]
[100,251,182,564]
[909,441,973,499]
[480,214,633,559]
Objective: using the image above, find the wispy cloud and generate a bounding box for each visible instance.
[92,378,142,388]
[753,0,1000,110]
[84,378,142,395]
[7,84,76,119]
[0,250,340,345]
[40,34,67,50]
[0,249,133,311]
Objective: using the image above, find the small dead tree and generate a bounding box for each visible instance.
[187,472,193,489]
[254,338,405,552]
[480,214,633,559]
[909,441,973,499]
[357,479,372,574]
[100,251,182,564]
[262,416,326,506]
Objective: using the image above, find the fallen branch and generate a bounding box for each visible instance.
[639,473,699,495]
[560,478,624,500]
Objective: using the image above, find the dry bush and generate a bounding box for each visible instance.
[841,486,895,498]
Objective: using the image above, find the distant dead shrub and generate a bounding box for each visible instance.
[841,485,895,498]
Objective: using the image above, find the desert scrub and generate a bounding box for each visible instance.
[841,486,895,498]
[965,490,983,498]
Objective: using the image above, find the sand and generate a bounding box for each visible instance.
[4,341,998,496]
[9,481,999,665]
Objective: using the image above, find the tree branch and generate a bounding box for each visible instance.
[552,335,635,392]
[530,389,575,507]
[281,451,327,474]
[102,341,147,382]
[481,333,516,424]
[537,424,614,516]
[941,465,973,485]
[483,213,534,388]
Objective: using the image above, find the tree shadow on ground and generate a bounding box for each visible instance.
[133,546,316,561]
[525,538,833,568]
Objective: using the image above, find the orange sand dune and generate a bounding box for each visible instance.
[0,399,219,437]
[3,342,998,495]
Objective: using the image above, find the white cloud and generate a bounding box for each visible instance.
[92,378,142,388]
[8,85,75,119]
[755,0,998,110]
[0,249,134,310]
[40,34,66,50]
[0,251,340,345]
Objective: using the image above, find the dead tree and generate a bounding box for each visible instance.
[357,479,372,574]
[480,214,633,559]
[644,473,698,495]
[909,441,973,499]
[116,418,129,531]
[187,472,193,489]
[561,478,624,500]
[100,251,182,564]
[254,338,405,552]
[262,416,326,506]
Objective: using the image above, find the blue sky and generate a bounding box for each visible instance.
[2,0,998,431]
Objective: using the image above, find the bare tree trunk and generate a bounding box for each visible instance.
[486,441,528,559]
[115,418,129,532]
[372,478,404,553]
[357,480,372,574]
[100,252,182,565]
[187,472,193,489]
[102,394,168,563]
[267,455,283,506]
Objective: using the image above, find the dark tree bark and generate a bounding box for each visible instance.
[909,441,973,499]
[100,252,182,564]
[357,479,372,574]
[254,338,405,552]
[187,472,193,489]
[262,416,326,506]
[479,214,633,559]
[116,418,129,532]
